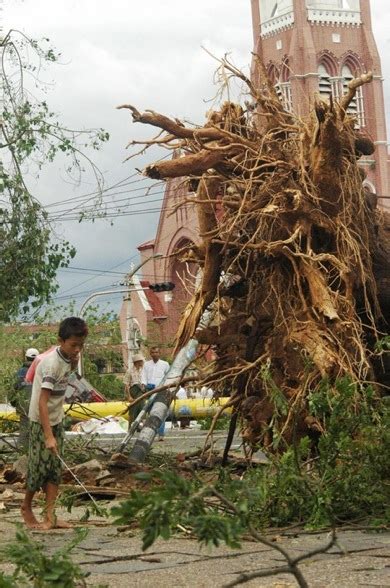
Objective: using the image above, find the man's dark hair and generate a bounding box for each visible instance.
[58,317,88,341]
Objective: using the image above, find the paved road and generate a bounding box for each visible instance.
[0,505,389,587]
[0,426,388,587]
[1,423,238,454]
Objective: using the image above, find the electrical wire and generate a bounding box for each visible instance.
[48,195,166,221]
[45,185,165,214]
[42,151,173,209]
[54,252,143,297]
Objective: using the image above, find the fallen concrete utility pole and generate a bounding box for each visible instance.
[123,337,199,462]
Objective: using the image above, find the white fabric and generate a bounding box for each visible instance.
[200,386,214,399]
[143,359,170,386]
[176,387,187,400]
[28,347,72,426]
[72,416,128,435]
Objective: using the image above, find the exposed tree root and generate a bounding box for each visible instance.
[119,57,390,450]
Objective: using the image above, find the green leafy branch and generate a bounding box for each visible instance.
[112,469,337,588]
[0,30,109,320]
[0,525,90,587]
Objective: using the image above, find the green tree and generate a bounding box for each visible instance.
[0,30,109,321]
[0,303,125,404]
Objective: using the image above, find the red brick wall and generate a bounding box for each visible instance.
[251,0,389,203]
[120,174,200,348]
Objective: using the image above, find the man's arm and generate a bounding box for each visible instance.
[38,388,57,454]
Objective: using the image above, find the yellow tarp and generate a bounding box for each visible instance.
[0,397,231,423]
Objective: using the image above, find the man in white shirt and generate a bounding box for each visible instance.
[200,386,214,399]
[143,347,170,387]
[143,347,170,440]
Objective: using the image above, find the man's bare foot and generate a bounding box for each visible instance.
[54,519,72,529]
[38,520,55,531]
[21,504,40,529]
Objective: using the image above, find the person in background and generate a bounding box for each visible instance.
[175,386,191,429]
[124,353,146,423]
[12,348,39,450]
[200,385,214,399]
[15,348,39,386]
[25,345,57,384]
[143,346,170,441]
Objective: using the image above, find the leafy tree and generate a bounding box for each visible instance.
[0,30,109,321]
[113,379,389,540]
[0,303,124,403]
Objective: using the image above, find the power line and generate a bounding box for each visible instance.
[54,215,191,298]
[50,202,191,222]
[47,194,166,221]
[45,181,165,214]
[52,286,125,301]
[42,152,172,209]
[44,175,149,208]
[58,266,170,281]
[50,207,165,222]
[56,253,142,297]
[59,266,129,275]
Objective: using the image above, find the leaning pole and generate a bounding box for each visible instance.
[125,338,199,463]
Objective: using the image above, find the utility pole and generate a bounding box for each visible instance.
[121,253,163,370]
[77,253,163,376]
[124,264,136,369]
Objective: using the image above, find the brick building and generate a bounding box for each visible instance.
[119,175,199,358]
[120,0,389,359]
[251,0,389,202]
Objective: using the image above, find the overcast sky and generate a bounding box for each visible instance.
[4,0,390,316]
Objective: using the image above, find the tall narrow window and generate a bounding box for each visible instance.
[275,81,293,112]
[274,60,292,113]
[341,64,365,127]
[318,64,332,102]
[271,2,279,17]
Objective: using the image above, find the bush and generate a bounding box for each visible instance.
[113,378,390,550]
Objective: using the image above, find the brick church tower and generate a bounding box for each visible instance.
[251,0,390,203]
[121,0,390,356]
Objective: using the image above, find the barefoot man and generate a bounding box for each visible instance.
[21,317,88,530]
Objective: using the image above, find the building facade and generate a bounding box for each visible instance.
[119,175,199,359]
[251,0,390,200]
[120,0,390,359]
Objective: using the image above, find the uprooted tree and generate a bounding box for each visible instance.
[118,57,390,452]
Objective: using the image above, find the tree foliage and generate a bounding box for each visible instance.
[0,30,109,321]
[0,303,124,403]
[113,380,389,540]
[0,525,90,587]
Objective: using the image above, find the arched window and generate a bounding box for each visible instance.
[267,63,279,86]
[275,60,293,113]
[317,54,339,103]
[341,63,365,128]
[318,64,332,102]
